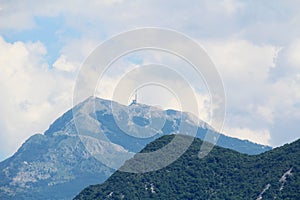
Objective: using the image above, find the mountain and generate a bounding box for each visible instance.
[75,135,300,200]
[0,97,271,199]
[0,134,113,200]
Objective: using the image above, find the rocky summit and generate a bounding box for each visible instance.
[0,97,271,199]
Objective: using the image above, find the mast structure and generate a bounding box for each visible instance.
[134,89,138,103]
[130,89,138,105]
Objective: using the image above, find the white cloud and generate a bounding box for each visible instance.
[93,50,213,124]
[0,0,126,31]
[287,39,300,69]
[0,36,74,160]
[222,0,244,15]
[202,39,300,146]
[203,39,280,116]
[53,54,76,72]
[204,39,279,82]
[203,0,244,16]
[93,69,211,132]
[255,105,274,124]
[223,127,271,145]
[0,0,248,38]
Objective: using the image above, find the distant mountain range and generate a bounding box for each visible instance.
[75,134,300,200]
[0,97,271,199]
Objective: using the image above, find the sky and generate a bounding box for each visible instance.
[0,0,300,161]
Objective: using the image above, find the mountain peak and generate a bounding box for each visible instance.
[1,97,273,199]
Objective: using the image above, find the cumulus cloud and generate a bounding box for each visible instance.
[53,54,76,72]
[0,0,247,38]
[0,37,74,160]
[203,39,300,146]
[95,69,211,124]
[223,127,271,145]
[287,39,300,69]
[92,50,213,124]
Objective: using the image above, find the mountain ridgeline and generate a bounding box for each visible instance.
[75,135,300,200]
[0,97,271,199]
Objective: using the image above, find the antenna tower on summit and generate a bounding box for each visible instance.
[130,89,138,105]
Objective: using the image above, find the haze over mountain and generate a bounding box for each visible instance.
[75,135,300,200]
[0,97,271,199]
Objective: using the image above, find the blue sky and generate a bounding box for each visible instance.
[0,0,300,161]
[2,15,81,65]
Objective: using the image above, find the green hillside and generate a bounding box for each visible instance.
[75,135,300,200]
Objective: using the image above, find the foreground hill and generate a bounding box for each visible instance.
[0,97,270,199]
[75,135,300,200]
